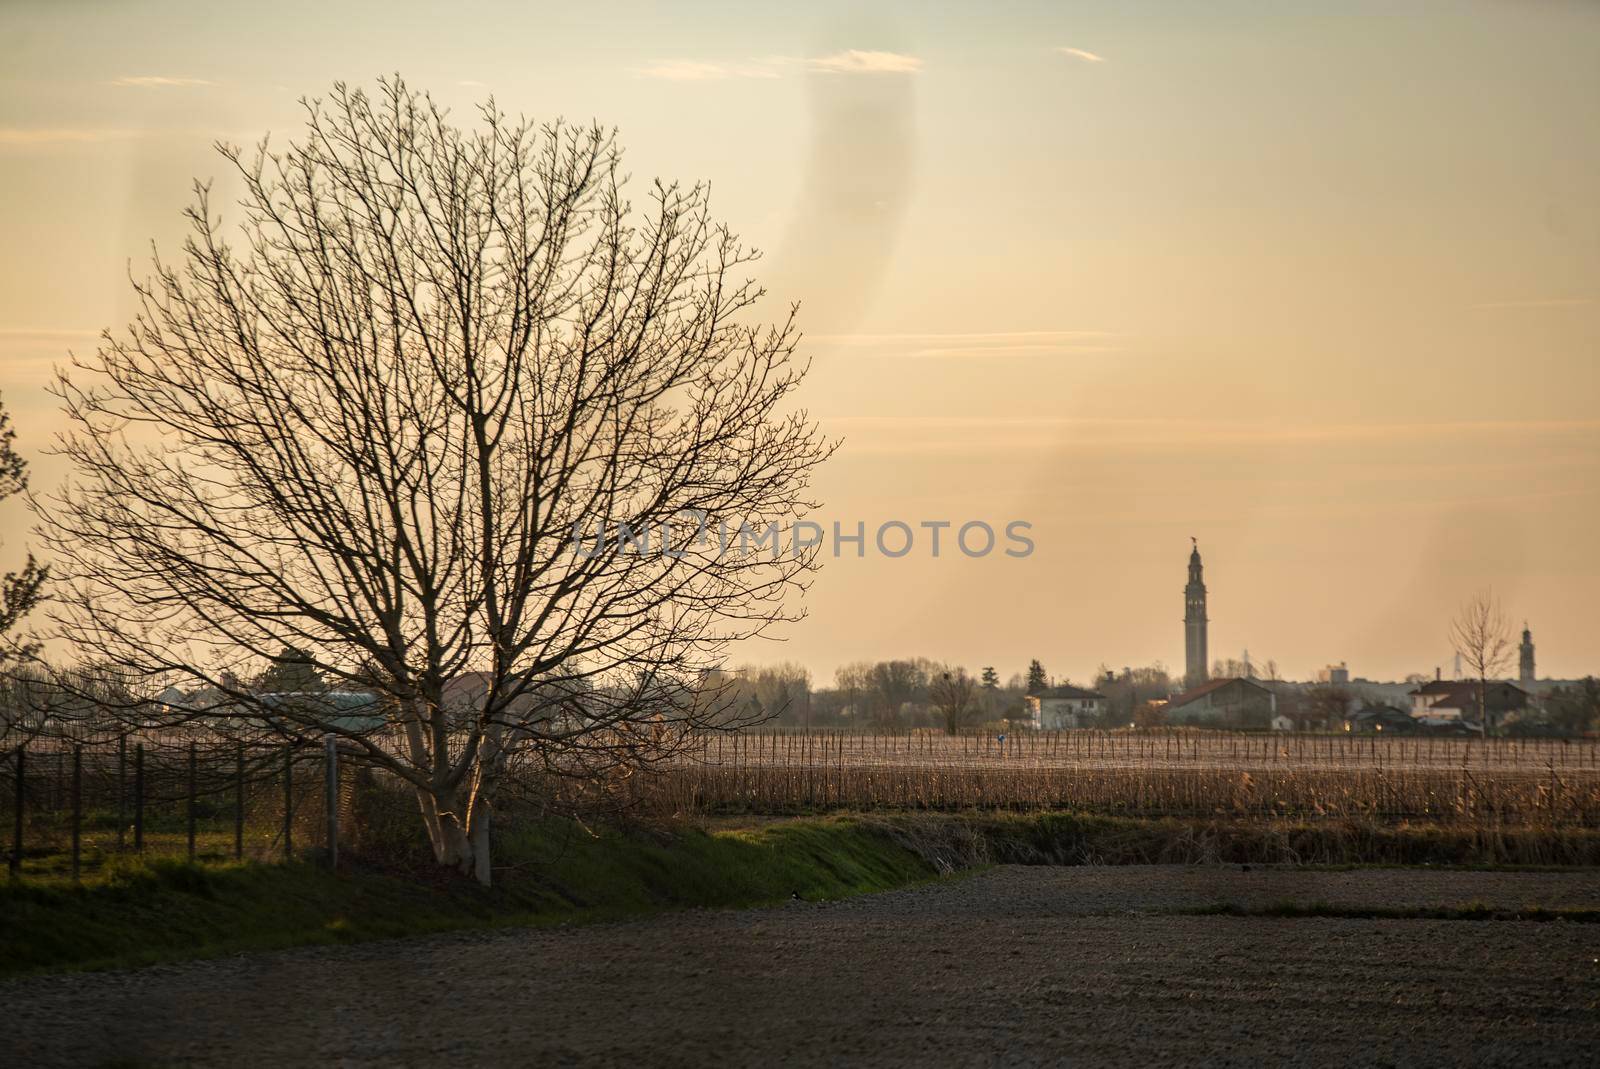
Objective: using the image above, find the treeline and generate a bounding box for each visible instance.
[702,660,1600,737]
[699,659,1178,734]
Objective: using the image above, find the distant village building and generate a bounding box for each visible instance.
[1345,704,1415,734]
[1318,662,1350,686]
[1183,539,1209,689]
[1270,713,1294,732]
[1407,679,1528,730]
[1025,685,1107,730]
[1165,677,1276,729]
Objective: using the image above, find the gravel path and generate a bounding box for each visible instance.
[8,866,1600,1067]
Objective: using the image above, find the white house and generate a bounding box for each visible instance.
[1024,685,1106,730]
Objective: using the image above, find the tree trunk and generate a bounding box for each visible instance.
[469,800,492,887]
[413,786,494,885]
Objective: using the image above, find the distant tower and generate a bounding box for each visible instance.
[1184,539,1209,688]
[1519,623,1537,706]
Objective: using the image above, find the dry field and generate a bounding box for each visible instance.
[646,730,1600,824]
[9,865,1599,1068]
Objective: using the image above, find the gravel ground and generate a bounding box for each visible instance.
[8,866,1600,1068]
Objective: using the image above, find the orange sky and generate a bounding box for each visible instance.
[1,1,1597,684]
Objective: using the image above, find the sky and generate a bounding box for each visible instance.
[1,0,1598,686]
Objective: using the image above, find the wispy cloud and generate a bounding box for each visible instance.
[813,330,1117,344]
[825,416,1600,457]
[637,51,922,81]
[808,50,922,74]
[1056,47,1106,63]
[1473,297,1592,309]
[458,79,489,89]
[0,327,102,340]
[812,330,1119,358]
[635,59,784,81]
[0,128,139,146]
[111,75,216,89]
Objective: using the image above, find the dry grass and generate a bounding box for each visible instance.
[636,730,1600,827]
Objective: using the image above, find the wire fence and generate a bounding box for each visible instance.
[8,728,1600,880]
[1,737,342,880]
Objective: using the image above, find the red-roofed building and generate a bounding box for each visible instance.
[1164,676,1276,729]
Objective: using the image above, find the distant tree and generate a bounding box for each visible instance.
[0,394,45,668]
[834,662,873,723]
[744,662,812,727]
[929,667,977,735]
[1305,684,1355,728]
[1546,678,1600,737]
[1025,659,1048,695]
[1096,663,1174,727]
[1213,657,1253,679]
[1450,590,1514,734]
[1133,699,1168,730]
[867,660,925,732]
[977,666,1001,721]
[253,646,330,694]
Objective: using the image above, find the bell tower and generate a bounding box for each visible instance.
[1519,623,1537,708]
[1184,539,1209,689]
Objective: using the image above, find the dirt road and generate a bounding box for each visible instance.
[8,866,1600,1067]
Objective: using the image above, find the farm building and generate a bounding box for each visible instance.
[1025,684,1107,729]
[1344,704,1416,734]
[1165,677,1276,729]
[1408,679,1527,728]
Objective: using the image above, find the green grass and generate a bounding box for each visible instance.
[0,816,938,977]
[10,809,1600,978]
[862,811,1600,868]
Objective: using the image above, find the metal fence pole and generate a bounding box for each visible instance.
[71,744,83,883]
[324,735,338,871]
[186,740,197,862]
[234,742,245,861]
[133,743,144,853]
[283,744,293,861]
[117,735,127,852]
[9,746,22,878]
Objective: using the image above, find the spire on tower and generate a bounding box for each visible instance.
[1183,540,1209,688]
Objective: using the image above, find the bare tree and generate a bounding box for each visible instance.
[866,660,924,732]
[0,394,46,673]
[929,667,976,735]
[35,78,832,883]
[1450,590,1514,735]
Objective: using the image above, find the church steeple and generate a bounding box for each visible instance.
[1519,622,1537,707]
[1184,538,1209,688]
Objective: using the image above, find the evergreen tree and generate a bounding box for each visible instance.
[1026,659,1048,695]
[254,646,329,694]
[980,666,1000,690]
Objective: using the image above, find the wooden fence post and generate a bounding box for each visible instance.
[9,746,22,878]
[283,744,293,861]
[324,735,338,871]
[186,740,197,862]
[234,742,245,861]
[133,743,144,853]
[117,735,127,852]
[71,744,83,883]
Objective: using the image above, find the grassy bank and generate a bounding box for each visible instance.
[868,811,1600,870]
[8,811,1600,977]
[0,817,935,977]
